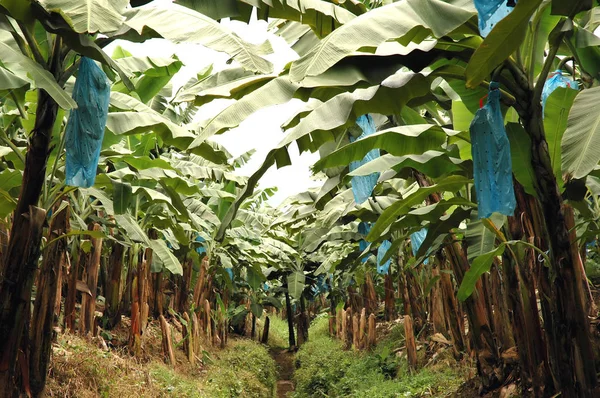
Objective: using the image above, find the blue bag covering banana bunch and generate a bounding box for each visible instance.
[469,82,516,218]
[410,228,429,265]
[541,70,579,113]
[349,115,380,204]
[474,0,517,37]
[65,57,110,188]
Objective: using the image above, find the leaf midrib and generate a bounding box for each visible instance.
[571,93,600,176]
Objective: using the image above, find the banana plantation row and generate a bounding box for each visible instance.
[1,0,600,397]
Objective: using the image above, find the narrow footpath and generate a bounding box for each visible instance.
[270,348,295,397]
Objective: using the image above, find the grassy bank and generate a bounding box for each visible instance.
[264,313,290,349]
[292,314,469,398]
[46,321,277,398]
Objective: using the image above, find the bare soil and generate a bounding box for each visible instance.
[270,348,295,398]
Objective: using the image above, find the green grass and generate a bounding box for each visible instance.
[265,314,290,349]
[150,363,207,397]
[151,338,279,398]
[48,332,277,398]
[202,339,277,398]
[292,315,468,398]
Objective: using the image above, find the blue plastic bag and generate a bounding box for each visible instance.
[311,275,327,298]
[410,228,429,265]
[349,115,380,204]
[474,0,516,38]
[358,222,371,263]
[65,57,110,188]
[376,240,392,275]
[195,235,207,255]
[225,268,234,281]
[358,221,371,236]
[359,240,370,263]
[542,70,579,113]
[469,82,516,219]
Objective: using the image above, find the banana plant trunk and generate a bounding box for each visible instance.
[104,242,125,329]
[503,182,551,395]
[436,253,466,357]
[80,224,103,335]
[284,291,296,349]
[413,170,504,391]
[430,266,448,339]
[519,90,597,397]
[29,204,69,396]
[297,295,309,346]
[384,273,395,321]
[0,45,62,394]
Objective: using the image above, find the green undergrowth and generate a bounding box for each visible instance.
[264,314,290,349]
[47,325,276,398]
[292,314,468,398]
[201,338,277,397]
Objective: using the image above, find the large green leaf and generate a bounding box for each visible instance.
[189,77,299,148]
[570,37,600,80]
[149,238,183,275]
[314,242,357,275]
[177,0,356,37]
[247,266,265,291]
[253,0,356,37]
[175,0,243,20]
[112,180,132,215]
[115,54,182,77]
[0,169,22,191]
[262,296,282,310]
[289,0,475,81]
[82,187,115,215]
[524,4,560,80]
[215,147,290,241]
[0,66,29,91]
[465,212,505,261]
[135,61,182,104]
[415,207,473,258]
[0,188,16,218]
[367,175,472,242]
[125,3,274,74]
[451,100,476,133]
[184,197,221,226]
[0,42,75,109]
[287,269,305,300]
[176,68,276,106]
[544,86,578,187]
[250,302,263,318]
[280,72,432,153]
[505,123,538,197]
[189,65,372,148]
[465,0,543,88]
[159,181,191,220]
[0,0,33,21]
[107,92,226,163]
[302,225,361,253]
[314,125,454,171]
[551,0,592,17]
[38,0,126,33]
[562,86,600,179]
[115,214,151,246]
[457,244,506,301]
[39,25,135,91]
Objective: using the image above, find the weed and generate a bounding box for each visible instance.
[292,317,468,398]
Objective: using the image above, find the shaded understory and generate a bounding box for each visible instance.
[46,319,277,397]
[291,314,474,398]
[45,313,500,398]
[271,348,295,398]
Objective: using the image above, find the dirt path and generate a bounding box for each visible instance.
[270,348,295,398]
